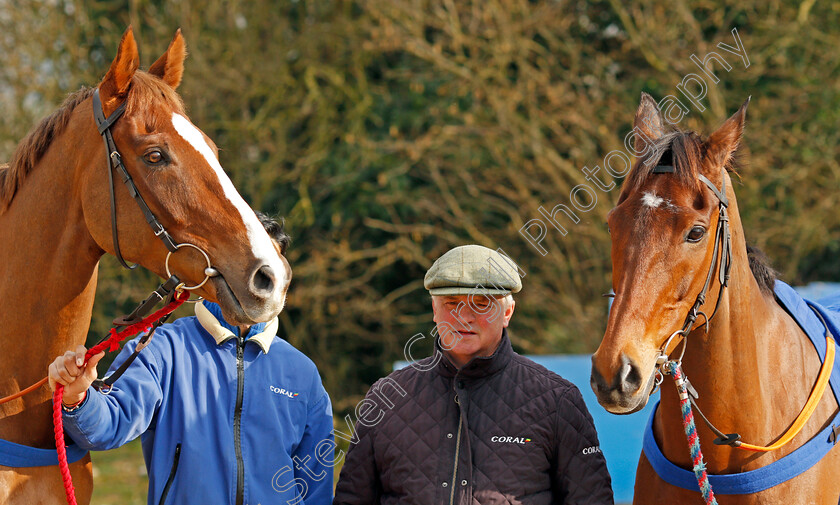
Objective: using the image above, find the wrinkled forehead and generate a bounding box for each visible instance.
[433,294,499,305]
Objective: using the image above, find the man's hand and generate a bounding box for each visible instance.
[48,346,105,406]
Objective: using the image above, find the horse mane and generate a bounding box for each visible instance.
[0,72,185,212]
[0,87,95,211]
[746,244,777,295]
[624,127,776,294]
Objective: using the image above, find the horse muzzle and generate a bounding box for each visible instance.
[590,352,654,414]
[211,258,290,325]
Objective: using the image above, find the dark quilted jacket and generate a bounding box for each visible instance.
[334,330,614,505]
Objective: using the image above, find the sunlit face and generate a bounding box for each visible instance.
[431,294,515,368]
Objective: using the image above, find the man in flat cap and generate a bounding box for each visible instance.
[334,245,613,505]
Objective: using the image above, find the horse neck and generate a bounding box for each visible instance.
[656,187,821,472]
[0,114,103,446]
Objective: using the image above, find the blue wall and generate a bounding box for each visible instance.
[523,355,653,504]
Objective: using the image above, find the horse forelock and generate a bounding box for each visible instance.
[624,127,745,202]
[625,131,705,197]
[0,72,185,213]
[125,72,185,125]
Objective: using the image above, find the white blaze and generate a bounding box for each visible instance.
[171,113,283,288]
[641,192,665,208]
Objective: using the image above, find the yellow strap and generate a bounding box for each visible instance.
[739,335,835,452]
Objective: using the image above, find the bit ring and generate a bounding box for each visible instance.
[164,243,213,291]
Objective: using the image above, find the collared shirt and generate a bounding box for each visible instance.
[194,300,278,352]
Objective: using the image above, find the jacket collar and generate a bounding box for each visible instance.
[435,327,513,379]
[195,301,279,354]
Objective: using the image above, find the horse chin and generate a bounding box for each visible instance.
[600,391,650,415]
[210,274,282,326]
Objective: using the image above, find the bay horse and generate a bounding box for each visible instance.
[0,28,291,503]
[590,94,840,504]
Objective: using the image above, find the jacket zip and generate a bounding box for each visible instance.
[234,335,246,505]
[158,443,181,505]
[450,391,463,505]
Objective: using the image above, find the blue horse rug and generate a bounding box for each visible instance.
[643,280,840,494]
[0,437,87,467]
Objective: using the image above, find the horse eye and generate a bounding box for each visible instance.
[686,226,706,243]
[143,150,165,166]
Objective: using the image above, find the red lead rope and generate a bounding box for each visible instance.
[53,290,189,505]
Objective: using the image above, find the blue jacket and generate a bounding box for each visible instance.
[63,302,334,505]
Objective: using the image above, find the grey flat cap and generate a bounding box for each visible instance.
[424,245,522,296]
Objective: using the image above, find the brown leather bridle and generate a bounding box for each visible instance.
[648,164,732,372]
[92,88,179,268]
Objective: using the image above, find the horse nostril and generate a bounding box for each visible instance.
[616,354,642,394]
[250,265,276,295]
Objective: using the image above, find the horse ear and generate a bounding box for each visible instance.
[149,28,187,89]
[633,92,664,154]
[100,27,139,101]
[705,97,750,169]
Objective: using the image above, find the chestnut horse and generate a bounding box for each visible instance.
[0,28,291,503]
[591,94,840,504]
